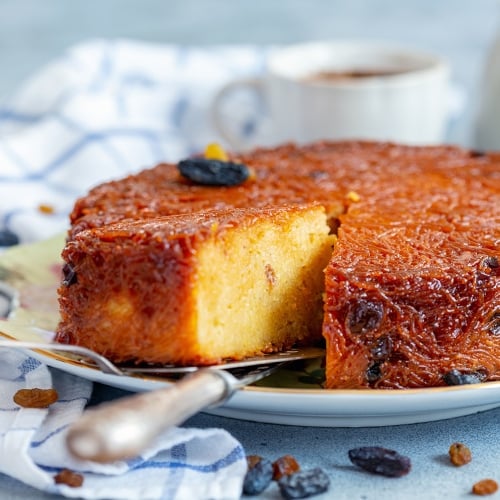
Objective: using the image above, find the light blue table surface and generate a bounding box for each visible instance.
[1,1,499,499]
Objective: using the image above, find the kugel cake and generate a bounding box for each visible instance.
[56,141,500,389]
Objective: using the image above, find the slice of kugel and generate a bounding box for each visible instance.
[57,204,334,365]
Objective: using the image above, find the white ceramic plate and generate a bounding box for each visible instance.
[1,235,500,427]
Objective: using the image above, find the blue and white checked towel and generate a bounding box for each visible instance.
[0,39,268,499]
[0,38,267,244]
[0,350,245,499]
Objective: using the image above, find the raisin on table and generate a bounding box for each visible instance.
[273,455,301,481]
[278,467,330,499]
[54,469,84,488]
[348,446,411,477]
[0,229,19,247]
[13,388,59,408]
[448,442,472,466]
[472,478,498,496]
[243,455,273,496]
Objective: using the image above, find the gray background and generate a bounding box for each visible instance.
[1,0,500,146]
[1,1,500,499]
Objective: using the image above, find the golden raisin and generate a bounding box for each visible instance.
[346,190,361,202]
[246,455,262,469]
[54,469,84,488]
[13,388,58,408]
[204,142,228,161]
[472,479,498,496]
[38,203,55,214]
[272,454,300,480]
[448,442,472,466]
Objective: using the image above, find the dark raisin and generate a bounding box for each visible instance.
[469,150,486,158]
[62,263,77,287]
[347,300,384,335]
[272,455,300,481]
[348,446,411,477]
[478,257,499,284]
[443,369,486,385]
[484,256,499,269]
[278,468,330,499]
[177,158,250,186]
[0,229,19,247]
[55,330,73,344]
[243,455,273,496]
[366,362,382,383]
[0,288,13,318]
[476,270,491,287]
[308,170,329,181]
[487,311,500,336]
[370,335,393,361]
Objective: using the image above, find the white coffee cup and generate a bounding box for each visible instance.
[212,40,451,150]
[475,31,500,150]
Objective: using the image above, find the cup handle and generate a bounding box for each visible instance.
[211,77,266,151]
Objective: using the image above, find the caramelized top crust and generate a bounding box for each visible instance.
[316,144,500,388]
[68,204,323,248]
[69,141,499,238]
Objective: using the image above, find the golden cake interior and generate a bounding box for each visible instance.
[195,204,333,362]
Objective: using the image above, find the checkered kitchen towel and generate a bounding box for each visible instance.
[0,350,245,499]
[0,39,268,499]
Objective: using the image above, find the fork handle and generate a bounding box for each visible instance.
[66,369,233,463]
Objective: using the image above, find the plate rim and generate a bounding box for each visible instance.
[2,235,500,427]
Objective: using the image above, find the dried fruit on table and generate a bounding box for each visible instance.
[243,455,273,496]
[54,469,84,488]
[272,454,301,480]
[278,467,330,499]
[38,203,55,214]
[348,446,411,477]
[13,388,59,408]
[472,478,498,496]
[448,442,472,466]
[0,229,19,247]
